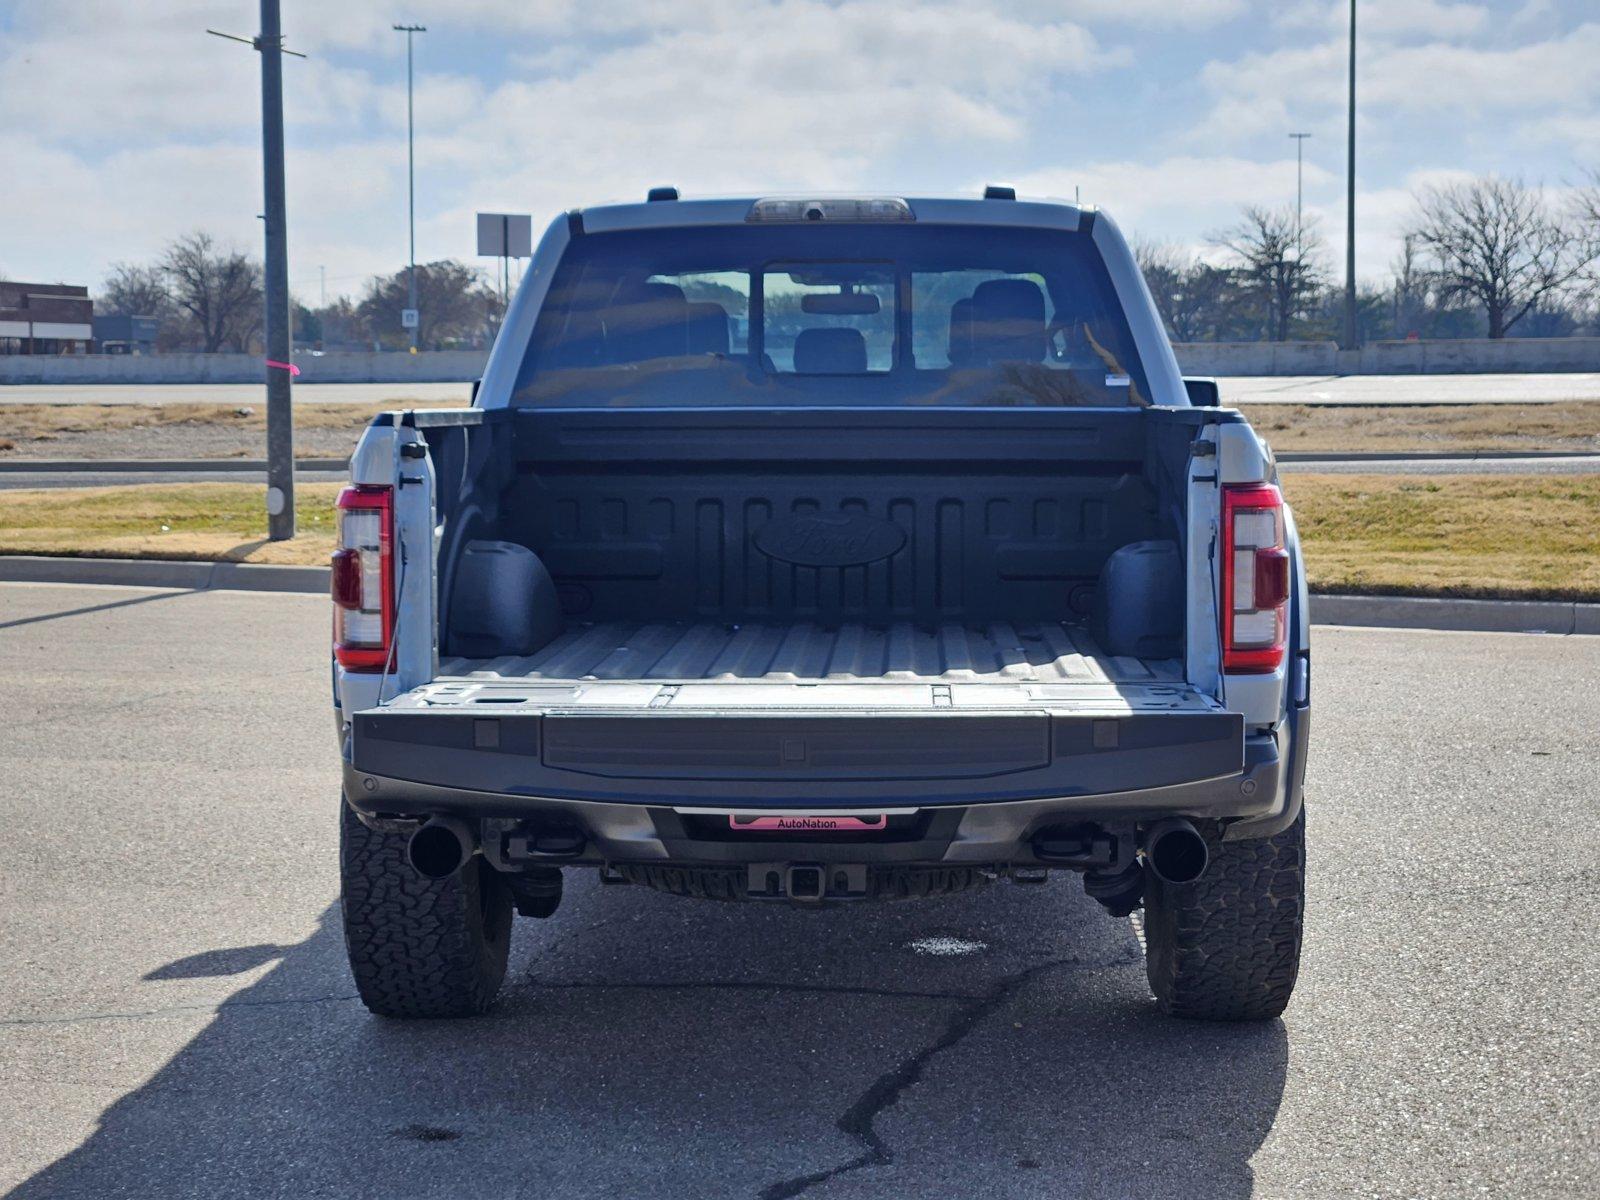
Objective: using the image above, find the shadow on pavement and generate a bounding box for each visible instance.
[13,874,1287,1199]
[142,944,291,981]
[0,588,196,632]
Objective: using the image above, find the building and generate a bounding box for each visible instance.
[92,314,160,355]
[0,281,94,354]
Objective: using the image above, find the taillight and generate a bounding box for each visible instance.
[332,485,394,671]
[1222,483,1288,674]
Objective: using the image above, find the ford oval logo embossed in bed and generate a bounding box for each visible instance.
[754,514,906,567]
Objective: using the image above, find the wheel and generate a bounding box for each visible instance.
[339,799,512,1019]
[1142,810,1305,1021]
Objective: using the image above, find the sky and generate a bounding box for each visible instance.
[1,0,1597,305]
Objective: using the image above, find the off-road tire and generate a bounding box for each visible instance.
[1143,810,1305,1021]
[339,799,512,1019]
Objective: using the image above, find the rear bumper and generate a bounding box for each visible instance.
[342,724,1294,868]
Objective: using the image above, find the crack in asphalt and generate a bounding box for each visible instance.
[756,953,1134,1200]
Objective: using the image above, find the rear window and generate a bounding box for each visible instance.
[512,222,1150,407]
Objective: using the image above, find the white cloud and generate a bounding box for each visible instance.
[1274,0,1490,38]
[1192,20,1600,143]
[1,0,1113,293]
[1047,0,1247,27]
[3,0,1597,299]
[1012,155,1336,228]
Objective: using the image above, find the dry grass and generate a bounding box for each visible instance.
[3,475,1598,600]
[0,482,340,565]
[1283,474,1600,601]
[0,399,465,456]
[1239,401,1600,454]
[2,398,1598,458]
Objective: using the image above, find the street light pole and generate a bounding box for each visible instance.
[1289,132,1312,247]
[1342,0,1359,350]
[394,23,425,352]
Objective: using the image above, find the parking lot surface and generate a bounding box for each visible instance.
[0,583,1594,1198]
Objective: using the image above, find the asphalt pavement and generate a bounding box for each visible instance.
[1220,372,1600,404]
[0,468,352,490]
[0,382,470,406]
[1,373,1599,407]
[3,458,1597,490]
[0,582,1595,1198]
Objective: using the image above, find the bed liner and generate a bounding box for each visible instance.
[437,618,1183,686]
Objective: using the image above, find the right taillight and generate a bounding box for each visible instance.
[1222,482,1288,674]
[332,485,394,671]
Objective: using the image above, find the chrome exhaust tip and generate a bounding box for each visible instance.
[1142,818,1209,886]
[406,816,478,880]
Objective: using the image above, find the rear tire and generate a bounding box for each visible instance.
[1143,810,1305,1021]
[339,799,512,1019]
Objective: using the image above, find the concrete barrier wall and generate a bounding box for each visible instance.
[0,350,489,385]
[3,337,1598,385]
[1174,337,1600,376]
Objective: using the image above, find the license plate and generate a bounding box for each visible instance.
[729,814,887,832]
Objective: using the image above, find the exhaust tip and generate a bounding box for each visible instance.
[407,817,475,880]
[1144,819,1209,886]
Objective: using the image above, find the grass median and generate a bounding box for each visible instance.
[3,399,1600,459]
[2,475,1597,600]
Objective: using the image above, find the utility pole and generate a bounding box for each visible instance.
[1289,132,1312,246]
[208,6,300,539]
[259,1,295,538]
[1342,0,1359,351]
[394,23,425,352]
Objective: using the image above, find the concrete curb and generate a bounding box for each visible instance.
[0,458,349,473]
[3,555,1597,633]
[1311,593,1600,635]
[0,555,329,594]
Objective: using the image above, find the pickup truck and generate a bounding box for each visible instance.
[333,190,1309,1023]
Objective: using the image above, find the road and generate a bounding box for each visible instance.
[0,382,469,406]
[0,583,1594,1198]
[4,456,1599,490]
[1,373,1599,407]
[1275,453,1600,475]
[0,467,352,490]
[1221,372,1600,404]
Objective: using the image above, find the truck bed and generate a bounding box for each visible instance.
[438,618,1182,686]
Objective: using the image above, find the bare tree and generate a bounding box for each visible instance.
[1135,241,1249,343]
[1211,205,1327,342]
[1573,169,1600,292]
[1406,176,1597,339]
[159,232,264,353]
[1388,234,1431,339]
[101,263,174,319]
[357,260,497,350]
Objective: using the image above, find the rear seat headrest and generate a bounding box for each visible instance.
[968,278,1046,365]
[792,327,868,374]
[685,301,730,356]
[605,280,689,362]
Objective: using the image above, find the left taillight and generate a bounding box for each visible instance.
[332,485,394,671]
[1222,482,1289,674]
